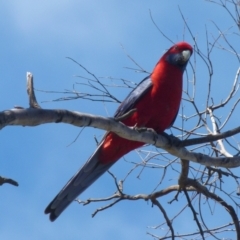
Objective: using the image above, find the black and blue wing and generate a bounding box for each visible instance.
[114,75,152,118]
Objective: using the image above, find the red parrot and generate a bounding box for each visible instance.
[45,42,192,221]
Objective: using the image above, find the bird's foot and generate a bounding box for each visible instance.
[134,127,159,144]
[160,132,182,147]
[134,126,148,133]
[114,109,137,122]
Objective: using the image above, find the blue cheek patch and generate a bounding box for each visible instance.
[165,54,188,72]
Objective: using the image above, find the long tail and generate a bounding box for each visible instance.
[45,143,114,221]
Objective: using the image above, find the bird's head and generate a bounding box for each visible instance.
[164,42,193,72]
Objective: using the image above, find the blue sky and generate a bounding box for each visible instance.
[0,1,240,239]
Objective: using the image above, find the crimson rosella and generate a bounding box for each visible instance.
[45,42,193,221]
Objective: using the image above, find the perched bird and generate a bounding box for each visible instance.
[45,42,193,221]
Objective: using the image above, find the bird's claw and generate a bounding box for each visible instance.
[134,127,159,144]
[134,126,148,133]
[160,132,182,147]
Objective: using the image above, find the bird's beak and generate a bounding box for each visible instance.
[181,50,191,62]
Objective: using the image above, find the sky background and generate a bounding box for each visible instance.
[0,1,240,239]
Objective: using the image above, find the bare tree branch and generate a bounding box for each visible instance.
[2,106,240,168]
[26,72,41,109]
[0,176,18,186]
